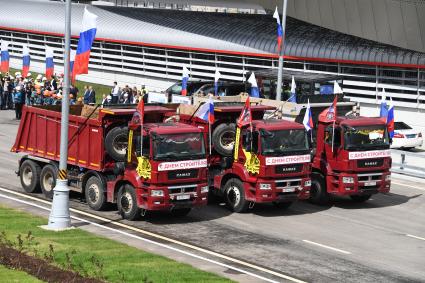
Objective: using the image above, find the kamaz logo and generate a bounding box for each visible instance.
[281,167,297,172]
[364,161,378,166]
[176,172,191,178]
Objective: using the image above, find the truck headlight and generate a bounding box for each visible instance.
[304,180,311,187]
[259,183,272,190]
[151,190,164,197]
[342,177,354,184]
[385,175,391,182]
[201,186,209,194]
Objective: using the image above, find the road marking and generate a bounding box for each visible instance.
[302,240,351,255]
[406,234,425,241]
[391,181,425,191]
[0,187,306,283]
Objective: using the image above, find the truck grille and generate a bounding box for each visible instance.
[168,184,197,195]
[275,164,303,174]
[275,178,302,189]
[357,173,383,182]
[168,169,198,180]
[357,159,384,168]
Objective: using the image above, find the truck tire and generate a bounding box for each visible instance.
[19,160,41,193]
[40,164,57,199]
[224,178,249,213]
[117,184,141,220]
[105,126,128,162]
[85,176,108,211]
[212,123,236,157]
[309,174,329,205]
[350,194,372,203]
[273,201,293,209]
[170,208,191,217]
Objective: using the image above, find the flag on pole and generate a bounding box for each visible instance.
[181,66,190,96]
[195,97,215,124]
[72,7,97,81]
[273,7,283,52]
[1,41,10,73]
[248,72,260,98]
[387,97,394,139]
[237,97,253,128]
[214,69,221,96]
[45,46,54,79]
[288,75,297,102]
[334,81,343,94]
[379,89,388,118]
[303,99,314,131]
[22,45,30,78]
[319,96,338,123]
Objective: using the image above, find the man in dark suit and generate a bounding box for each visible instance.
[88,86,96,104]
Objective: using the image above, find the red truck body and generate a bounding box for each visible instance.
[12,105,208,219]
[178,104,311,212]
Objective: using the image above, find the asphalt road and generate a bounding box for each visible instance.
[0,109,424,282]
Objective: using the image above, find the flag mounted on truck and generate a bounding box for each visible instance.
[319,96,337,123]
[237,97,253,128]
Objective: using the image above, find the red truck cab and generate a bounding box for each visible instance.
[311,116,391,203]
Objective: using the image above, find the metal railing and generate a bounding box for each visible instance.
[391,149,425,178]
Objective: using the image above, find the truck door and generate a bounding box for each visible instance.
[324,125,342,166]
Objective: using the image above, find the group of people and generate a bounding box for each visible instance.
[101,81,149,106]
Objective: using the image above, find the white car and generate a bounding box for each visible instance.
[391,122,423,149]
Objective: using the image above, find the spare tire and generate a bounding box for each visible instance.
[105,126,128,161]
[212,123,236,157]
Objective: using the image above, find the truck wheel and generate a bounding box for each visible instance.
[350,194,372,203]
[19,160,41,193]
[212,123,236,157]
[105,126,128,162]
[273,201,293,209]
[224,178,249,213]
[117,185,141,220]
[85,176,108,211]
[170,208,191,217]
[40,165,57,199]
[309,174,329,205]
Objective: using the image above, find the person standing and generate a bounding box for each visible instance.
[13,85,24,119]
[111,81,119,104]
[82,85,89,104]
[88,85,96,104]
[141,84,148,103]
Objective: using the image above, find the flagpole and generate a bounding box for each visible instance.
[209,120,212,155]
[276,0,288,102]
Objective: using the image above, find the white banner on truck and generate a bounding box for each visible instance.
[158,159,208,171]
[265,154,311,166]
[148,92,168,103]
[348,149,391,160]
[172,95,192,105]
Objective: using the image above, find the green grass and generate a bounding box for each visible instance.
[0,206,232,283]
[0,265,43,283]
[7,67,111,102]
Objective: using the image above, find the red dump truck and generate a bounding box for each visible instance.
[177,103,311,212]
[12,104,209,220]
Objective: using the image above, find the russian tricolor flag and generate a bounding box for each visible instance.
[288,76,296,103]
[303,99,314,131]
[386,97,395,138]
[22,45,30,78]
[273,7,283,52]
[214,69,221,96]
[196,97,214,124]
[379,89,388,119]
[1,41,10,73]
[73,7,97,80]
[181,66,189,96]
[45,46,54,79]
[248,72,260,98]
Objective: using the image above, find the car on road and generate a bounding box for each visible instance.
[391,122,423,149]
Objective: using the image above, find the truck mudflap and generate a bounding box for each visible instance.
[136,183,208,211]
[326,172,391,196]
[244,177,311,203]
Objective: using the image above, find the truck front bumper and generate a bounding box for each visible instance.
[326,172,391,196]
[245,176,311,203]
[137,183,208,211]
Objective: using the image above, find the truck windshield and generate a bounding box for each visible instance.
[344,125,390,150]
[261,129,309,156]
[153,133,205,161]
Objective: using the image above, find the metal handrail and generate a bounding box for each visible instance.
[391,149,425,178]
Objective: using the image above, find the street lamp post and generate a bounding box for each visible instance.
[276,0,288,101]
[47,0,72,230]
